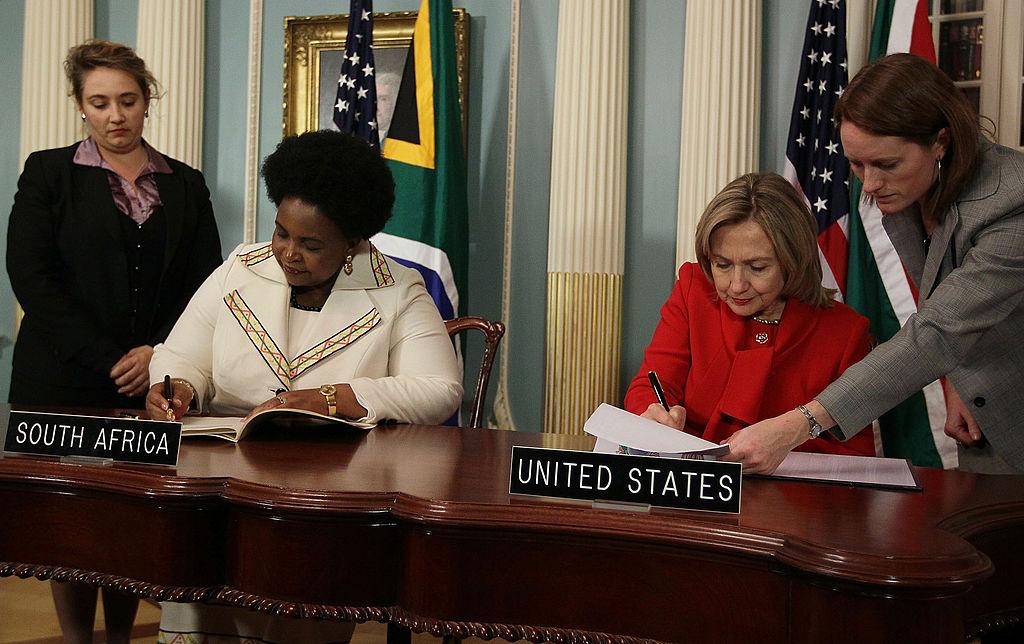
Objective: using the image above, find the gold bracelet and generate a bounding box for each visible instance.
[171,378,198,409]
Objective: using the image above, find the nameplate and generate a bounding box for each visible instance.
[509,446,741,514]
[2,409,181,467]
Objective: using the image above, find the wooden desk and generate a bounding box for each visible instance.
[1,421,1022,643]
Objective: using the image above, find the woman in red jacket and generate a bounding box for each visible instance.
[624,173,876,456]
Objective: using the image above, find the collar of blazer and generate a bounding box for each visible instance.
[225,242,394,388]
[716,296,819,361]
[924,140,1003,296]
[235,241,397,290]
[956,138,1001,206]
[715,297,820,425]
[882,139,1003,296]
[72,139,186,274]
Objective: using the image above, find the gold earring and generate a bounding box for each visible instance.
[343,252,354,276]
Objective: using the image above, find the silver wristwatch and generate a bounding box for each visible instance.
[796,404,826,438]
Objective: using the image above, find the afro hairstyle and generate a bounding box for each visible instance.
[261,130,395,240]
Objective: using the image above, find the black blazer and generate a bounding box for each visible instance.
[6,142,222,407]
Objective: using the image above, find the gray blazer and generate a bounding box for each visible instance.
[818,141,1024,468]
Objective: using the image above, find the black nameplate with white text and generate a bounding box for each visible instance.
[509,446,741,513]
[2,409,181,467]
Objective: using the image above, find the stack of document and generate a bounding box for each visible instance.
[583,403,920,490]
[585,403,728,459]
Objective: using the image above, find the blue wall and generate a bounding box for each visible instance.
[0,0,810,432]
[95,0,138,44]
[505,0,557,431]
[0,2,24,391]
[621,0,686,397]
[203,0,254,257]
[762,0,808,174]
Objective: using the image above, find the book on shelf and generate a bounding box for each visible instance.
[181,407,374,442]
[939,20,983,82]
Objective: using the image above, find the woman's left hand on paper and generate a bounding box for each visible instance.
[720,410,808,474]
[247,388,326,420]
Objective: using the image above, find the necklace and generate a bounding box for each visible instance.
[752,316,781,325]
[289,271,340,313]
[290,289,322,312]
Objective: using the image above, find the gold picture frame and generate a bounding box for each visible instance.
[283,10,470,139]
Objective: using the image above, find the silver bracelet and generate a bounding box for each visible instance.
[796,404,826,439]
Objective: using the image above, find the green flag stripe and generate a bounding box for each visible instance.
[847,162,943,465]
[868,0,896,62]
[380,0,468,314]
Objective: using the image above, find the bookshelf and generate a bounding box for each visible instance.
[998,0,1024,148]
[930,0,1024,150]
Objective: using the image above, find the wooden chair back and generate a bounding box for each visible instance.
[445,316,506,428]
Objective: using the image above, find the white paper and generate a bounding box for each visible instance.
[182,416,245,433]
[584,403,729,457]
[770,451,919,489]
[180,408,373,442]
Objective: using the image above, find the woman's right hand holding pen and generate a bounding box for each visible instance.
[641,403,687,430]
[144,378,195,421]
[642,370,687,430]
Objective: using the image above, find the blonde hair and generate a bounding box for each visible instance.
[64,39,160,105]
[694,173,835,308]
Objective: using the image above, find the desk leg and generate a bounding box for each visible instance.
[387,622,411,644]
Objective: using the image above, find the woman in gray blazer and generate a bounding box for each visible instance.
[722,54,1024,475]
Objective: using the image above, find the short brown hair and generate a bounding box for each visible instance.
[694,173,835,308]
[834,53,981,224]
[64,39,160,104]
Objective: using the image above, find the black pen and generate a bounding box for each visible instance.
[647,370,671,412]
[163,374,175,421]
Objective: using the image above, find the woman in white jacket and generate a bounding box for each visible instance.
[144,130,463,642]
[146,129,462,427]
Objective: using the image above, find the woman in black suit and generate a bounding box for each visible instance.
[7,39,221,409]
[5,40,221,643]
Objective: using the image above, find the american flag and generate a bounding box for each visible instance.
[333,0,380,149]
[783,0,851,296]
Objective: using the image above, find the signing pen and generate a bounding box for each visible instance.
[647,370,671,412]
[163,374,175,421]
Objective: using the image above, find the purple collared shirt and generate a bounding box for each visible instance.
[73,137,173,226]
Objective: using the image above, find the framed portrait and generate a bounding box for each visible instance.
[283,10,469,141]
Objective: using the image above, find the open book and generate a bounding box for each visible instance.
[181,407,374,442]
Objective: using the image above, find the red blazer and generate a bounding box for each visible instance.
[624,263,876,456]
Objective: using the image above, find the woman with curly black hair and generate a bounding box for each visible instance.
[143,130,462,640]
[146,128,461,426]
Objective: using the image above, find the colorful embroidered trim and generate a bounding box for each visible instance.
[224,289,382,385]
[290,308,381,379]
[370,245,395,287]
[224,289,292,388]
[238,243,274,266]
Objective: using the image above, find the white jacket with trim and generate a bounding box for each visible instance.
[150,241,462,425]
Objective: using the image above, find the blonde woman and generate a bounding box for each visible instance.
[625,172,875,458]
